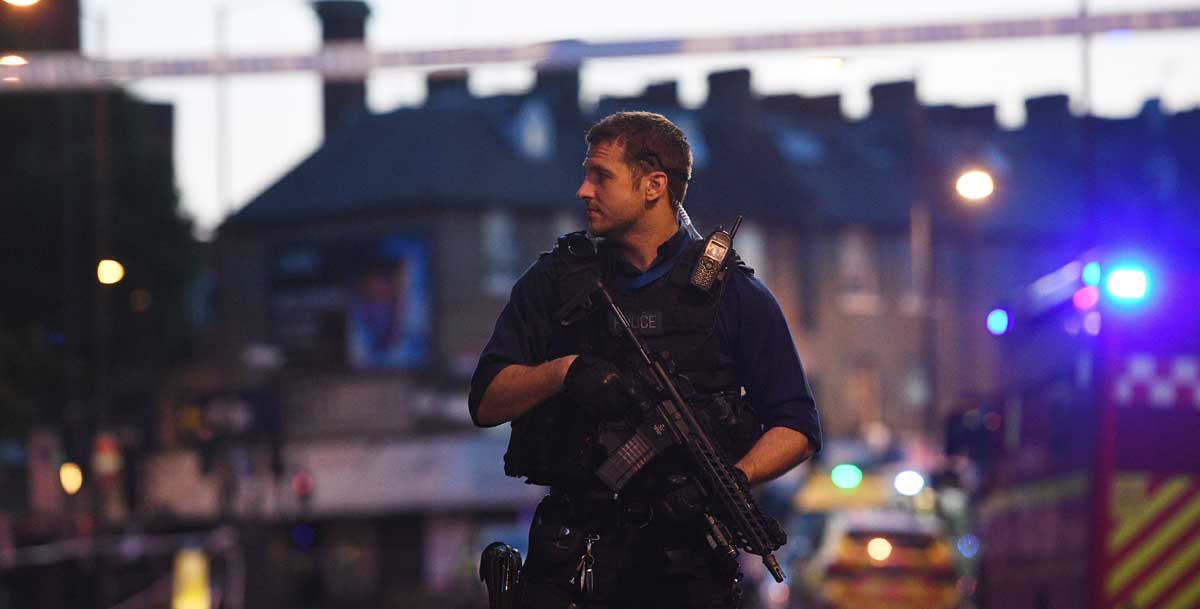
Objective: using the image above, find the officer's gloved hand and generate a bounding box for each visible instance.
[563,355,639,420]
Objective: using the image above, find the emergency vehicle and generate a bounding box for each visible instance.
[786,462,961,609]
[977,247,1200,609]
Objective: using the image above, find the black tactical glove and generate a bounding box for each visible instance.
[563,355,640,420]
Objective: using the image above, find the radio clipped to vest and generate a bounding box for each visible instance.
[689,215,742,292]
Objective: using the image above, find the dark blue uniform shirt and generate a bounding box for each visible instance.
[469,228,822,453]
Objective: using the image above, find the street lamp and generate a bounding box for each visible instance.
[0,54,25,82]
[97,259,125,285]
[956,169,995,203]
[59,461,84,495]
[2,0,41,6]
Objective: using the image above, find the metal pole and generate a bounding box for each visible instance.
[215,4,231,217]
[1079,0,1092,115]
[92,93,111,425]
[909,96,940,433]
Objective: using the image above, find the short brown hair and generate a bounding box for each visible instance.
[585,111,692,210]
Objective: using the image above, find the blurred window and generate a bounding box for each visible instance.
[552,210,579,239]
[777,128,825,165]
[482,210,518,297]
[837,226,881,315]
[845,355,883,428]
[511,98,554,161]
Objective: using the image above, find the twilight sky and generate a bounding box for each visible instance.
[73,0,1200,237]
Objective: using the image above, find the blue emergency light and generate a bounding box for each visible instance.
[986,309,1010,336]
[1105,267,1148,301]
[1081,261,1102,287]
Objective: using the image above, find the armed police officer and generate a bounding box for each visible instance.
[470,111,821,609]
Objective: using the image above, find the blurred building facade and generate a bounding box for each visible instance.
[131,2,1200,606]
[2,4,200,608]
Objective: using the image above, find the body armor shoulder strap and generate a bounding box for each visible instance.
[553,230,599,261]
[549,231,606,325]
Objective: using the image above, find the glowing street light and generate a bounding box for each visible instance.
[955,169,995,202]
[3,0,42,6]
[97,259,125,284]
[59,462,83,495]
[1,55,27,82]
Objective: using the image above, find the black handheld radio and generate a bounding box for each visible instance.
[689,215,743,291]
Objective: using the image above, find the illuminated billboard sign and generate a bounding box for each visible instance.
[270,234,431,371]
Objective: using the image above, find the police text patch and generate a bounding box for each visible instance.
[611,310,664,336]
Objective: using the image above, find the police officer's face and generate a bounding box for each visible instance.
[577,139,647,238]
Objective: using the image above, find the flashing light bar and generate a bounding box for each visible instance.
[1082,261,1102,287]
[1106,268,1148,301]
[999,251,1156,334]
[3,8,1200,91]
[1072,286,1100,310]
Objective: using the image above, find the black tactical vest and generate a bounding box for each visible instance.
[503,231,761,489]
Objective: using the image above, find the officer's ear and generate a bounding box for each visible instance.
[643,171,668,204]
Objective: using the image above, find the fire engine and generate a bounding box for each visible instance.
[977,246,1200,609]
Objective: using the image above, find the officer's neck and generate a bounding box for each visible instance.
[609,212,680,273]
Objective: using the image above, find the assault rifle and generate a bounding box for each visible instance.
[590,280,789,582]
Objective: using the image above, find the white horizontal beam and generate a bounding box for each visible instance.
[1,8,1197,92]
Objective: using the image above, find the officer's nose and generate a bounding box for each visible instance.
[576,177,594,202]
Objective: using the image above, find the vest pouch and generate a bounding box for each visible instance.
[505,397,600,486]
[528,496,584,567]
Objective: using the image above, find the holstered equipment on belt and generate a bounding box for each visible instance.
[480,542,523,609]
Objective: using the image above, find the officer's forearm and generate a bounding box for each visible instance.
[475,356,579,426]
[735,426,813,485]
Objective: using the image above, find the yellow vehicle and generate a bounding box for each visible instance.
[801,509,960,609]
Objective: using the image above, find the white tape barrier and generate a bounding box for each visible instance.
[1,9,1198,92]
[0,525,237,570]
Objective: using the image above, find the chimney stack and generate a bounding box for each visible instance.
[1024,95,1070,131]
[426,69,470,108]
[706,69,753,111]
[534,67,580,114]
[314,0,370,137]
[868,81,917,121]
[643,81,678,107]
